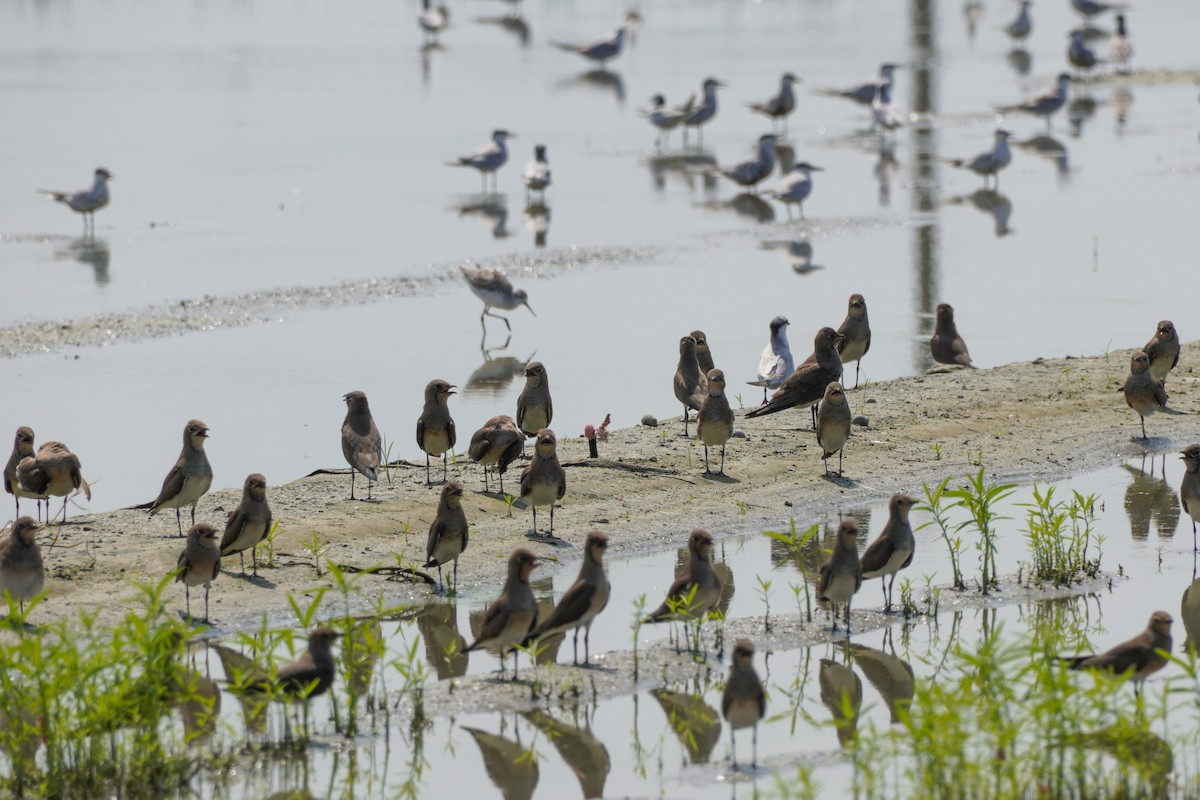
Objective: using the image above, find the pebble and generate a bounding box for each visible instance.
[640,414,658,427]
[853,415,869,427]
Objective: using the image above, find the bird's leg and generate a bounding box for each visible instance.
[730,727,738,770]
[498,469,505,496]
[367,479,373,500]
[762,387,768,404]
[426,453,432,486]
[204,584,210,623]
[240,551,246,575]
[549,503,555,536]
[572,629,579,665]
[443,452,449,483]
[752,723,758,769]
[185,585,191,619]
[838,448,844,477]
[531,505,538,536]
[252,545,259,577]
[854,362,861,389]
[823,456,829,477]
[349,472,356,501]
[584,627,591,664]
[176,507,183,537]
[1141,416,1148,441]
[845,599,852,634]
[682,404,690,437]
[810,405,818,430]
[704,444,711,474]
[719,444,726,476]
[191,504,196,527]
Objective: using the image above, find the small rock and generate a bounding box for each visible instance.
[641,414,658,427]
[852,415,869,427]
[784,500,793,507]
[866,398,876,404]
[732,430,747,439]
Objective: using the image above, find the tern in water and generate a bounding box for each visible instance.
[746,72,800,133]
[871,81,904,136]
[996,73,1070,133]
[447,130,514,192]
[767,162,821,220]
[714,134,777,193]
[38,167,112,236]
[813,63,899,107]
[522,144,551,203]
[1110,14,1132,74]
[1071,0,1125,21]
[418,0,450,43]
[1067,30,1104,75]
[551,25,626,68]
[641,94,695,148]
[460,265,535,331]
[684,78,725,145]
[947,129,1012,189]
[1001,1,1032,47]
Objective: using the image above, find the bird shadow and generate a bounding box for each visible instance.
[227,572,278,589]
[474,14,531,47]
[559,69,625,104]
[525,531,572,547]
[177,611,217,629]
[820,472,858,488]
[476,490,527,509]
[700,472,740,485]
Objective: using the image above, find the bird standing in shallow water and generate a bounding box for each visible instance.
[461,264,535,332]
[746,72,799,133]
[523,144,551,204]
[818,520,862,633]
[1179,445,1200,552]
[1123,352,1168,440]
[1060,611,1173,698]
[860,494,917,612]
[448,130,515,192]
[524,531,610,665]
[722,639,766,771]
[0,517,44,615]
[468,549,540,677]
[38,167,112,236]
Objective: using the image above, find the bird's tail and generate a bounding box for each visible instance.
[745,402,782,419]
[37,190,70,203]
[810,87,848,98]
[127,500,155,511]
[1058,656,1090,670]
[549,41,578,52]
[945,158,967,168]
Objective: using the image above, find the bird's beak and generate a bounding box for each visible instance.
[524,301,536,317]
[810,166,824,171]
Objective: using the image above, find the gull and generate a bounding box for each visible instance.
[1110,14,1132,74]
[947,129,1012,189]
[418,0,450,43]
[713,134,777,193]
[1067,30,1104,74]
[746,72,800,133]
[460,264,535,331]
[684,78,725,145]
[996,73,1070,133]
[871,81,903,136]
[551,25,626,68]
[1002,1,1033,48]
[523,144,551,204]
[640,94,694,148]
[767,162,821,220]
[813,63,899,107]
[747,316,793,403]
[1071,0,1125,21]
[447,129,514,192]
[38,167,112,236]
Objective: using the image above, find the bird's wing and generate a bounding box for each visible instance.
[557,470,566,500]
[152,456,188,509]
[447,418,457,450]
[426,517,445,561]
[220,510,247,553]
[416,418,426,451]
[468,428,490,462]
[535,580,595,636]
[519,462,534,498]
[860,534,895,576]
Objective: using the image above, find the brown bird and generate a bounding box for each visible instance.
[136,420,212,536]
[467,548,541,677]
[416,379,457,485]
[697,369,735,475]
[690,330,716,374]
[4,427,44,520]
[1142,320,1180,382]
[644,529,723,652]
[0,517,45,614]
[929,303,973,367]
[673,335,709,436]
[818,520,863,633]
[520,428,567,538]
[424,480,469,593]
[836,294,871,388]
[341,391,382,500]
[1124,351,1169,440]
[468,415,523,495]
[516,361,554,439]
[16,440,91,524]
[721,639,766,771]
[525,531,611,665]
[1180,445,1200,552]
[250,627,343,700]
[220,473,272,576]
[1061,611,1173,697]
[860,494,918,612]
[174,523,221,622]
[816,382,852,476]
[746,327,844,425]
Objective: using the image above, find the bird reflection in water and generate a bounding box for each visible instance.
[557,70,625,105]
[1123,457,1180,541]
[417,601,469,679]
[1181,577,1200,655]
[947,190,1014,237]
[57,237,111,285]
[645,150,717,192]
[475,13,531,47]
[1113,87,1133,131]
[521,706,611,798]
[849,638,914,724]
[875,141,899,207]
[1017,135,1070,179]
[760,238,823,275]
[648,683,722,764]
[819,655,862,748]
[464,718,539,800]
[1069,94,1099,138]
[1007,48,1033,77]
[703,192,774,224]
[524,202,550,248]
[463,338,535,398]
[420,42,445,87]
[775,140,796,173]
[455,195,510,239]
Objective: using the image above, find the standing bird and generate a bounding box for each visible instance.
[836,294,872,388]
[417,0,449,44]
[468,415,523,495]
[4,427,44,520]
[520,429,567,538]
[948,129,1012,189]
[813,63,899,106]
[1002,1,1033,47]
[748,316,793,403]
[425,480,469,593]
[929,303,974,367]
[37,167,112,235]
[524,531,611,665]
[1123,352,1168,441]
[746,327,844,425]
[550,25,626,68]
[16,441,91,525]
[684,78,725,145]
[1110,14,1133,74]
[746,72,799,133]
[690,331,716,375]
[416,379,457,485]
[674,335,709,436]
[220,473,272,577]
[871,81,904,136]
[697,369,735,476]
[1142,320,1179,382]
[860,494,918,612]
[1180,445,1200,552]
[341,392,382,500]
[641,94,695,148]
[447,130,515,193]
[523,145,551,204]
[467,549,540,677]
[1067,31,1104,75]
[460,264,536,332]
[644,529,723,653]
[769,162,821,220]
[996,73,1071,133]
[713,134,777,193]
[722,639,766,771]
[0,517,45,615]
[136,420,212,535]
[1060,611,1173,698]
[174,523,220,622]
[816,383,852,477]
[516,362,554,439]
[241,628,343,699]
[818,520,862,633]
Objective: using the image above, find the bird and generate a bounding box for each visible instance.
[768,162,821,220]
[1111,14,1133,74]
[516,361,553,439]
[447,130,514,192]
[1180,445,1200,552]
[174,523,220,622]
[713,134,777,193]
[417,0,449,43]
[524,530,610,665]
[519,429,566,539]
[460,264,535,332]
[1067,30,1104,74]
[690,330,716,375]
[37,167,112,235]
[748,316,793,403]
[523,144,551,204]
[871,81,904,136]
[550,25,626,68]
[1071,0,1125,21]
[416,379,457,485]
[929,303,974,367]
[467,548,540,677]
[684,78,725,144]
[1060,611,1172,697]
[133,420,212,536]
[640,94,695,148]
[746,327,844,424]
[468,415,523,495]
[1124,352,1169,440]
[219,473,272,577]
[4,427,45,521]
[1002,1,1033,47]
[860,494,918,612]
[239,627,343,700]
[836,294,871,388]
[644,529,723,652]
[16,440,91,525]
[813,63,899,106]
[0,517,45,615]
[697,369,735,476]
[674,335,709,437]
[746,72,799,133]
[1142,320,1179,382]
[816,382,852,477]
[948,129,1012,189]
[722,639,766,771]
[424,480,469,593]
[996,73,1071,133]
[341,392,382,500]
[818,519,862,633]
